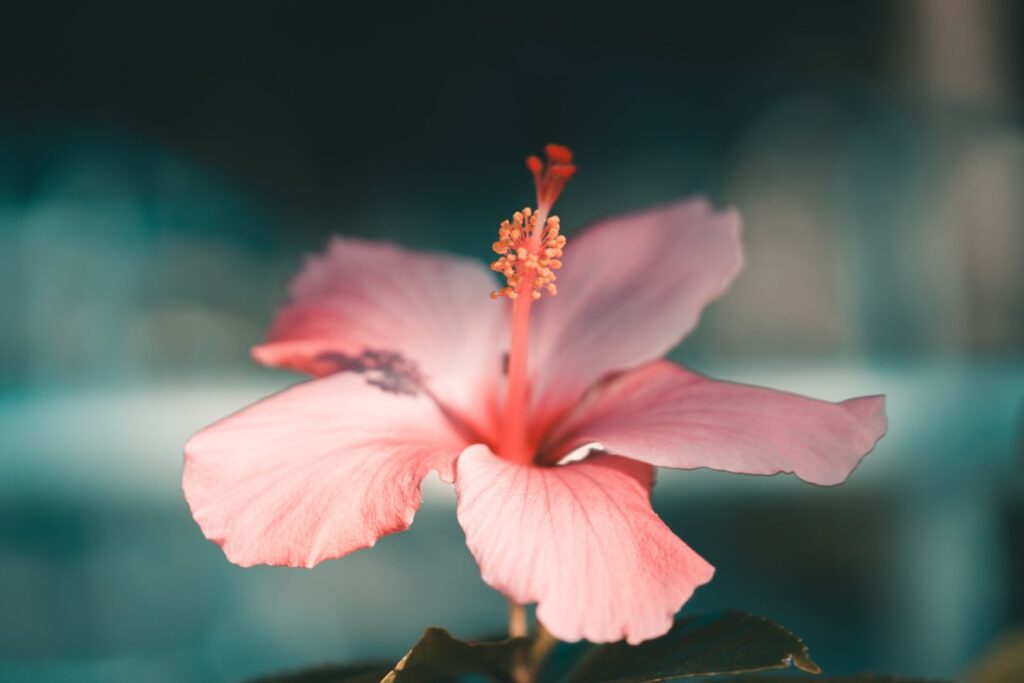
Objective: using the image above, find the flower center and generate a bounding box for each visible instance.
[489,145,574,464]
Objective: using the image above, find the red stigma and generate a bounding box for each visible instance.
[528,143,575,214]
[544,144,573,163]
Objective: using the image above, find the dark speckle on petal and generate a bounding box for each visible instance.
[315,349,424,396]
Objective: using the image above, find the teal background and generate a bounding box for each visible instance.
[1,3,1022,681]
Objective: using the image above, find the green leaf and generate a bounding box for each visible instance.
[569,611,820,683]
[249,662,392,683]
[248,611,839,683]
[382,627,531,683]
[535,639,595,683]
[724,677,943,682]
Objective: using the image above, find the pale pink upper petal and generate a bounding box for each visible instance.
[527,199,743,429]
[252,237,505,439]
[548,361,887,486]
[184,373,468,568]
[455,444,714,645]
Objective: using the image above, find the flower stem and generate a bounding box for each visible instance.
[508,604,558,683]
[508,599,528,639]
[529,624,558,674]
[509,600,530,683]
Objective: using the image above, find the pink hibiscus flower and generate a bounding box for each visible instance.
[183,145,887,645]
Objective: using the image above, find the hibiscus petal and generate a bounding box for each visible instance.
[548,361,887,486]
[527,199,742,427]
[252,238,505,438]
[184,373,468,568]
[455,444,714,645]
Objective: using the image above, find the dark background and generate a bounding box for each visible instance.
[1,3,1022,682]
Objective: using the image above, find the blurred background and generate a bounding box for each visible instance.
[1,1,1022,681]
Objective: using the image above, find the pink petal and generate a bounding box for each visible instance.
[548,361,887,486]
[528,199,743,429]
[455,444,714,644]
[184,373,468,568]
[252,237,505,439]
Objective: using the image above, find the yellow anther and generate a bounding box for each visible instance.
[488,207,567,301]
